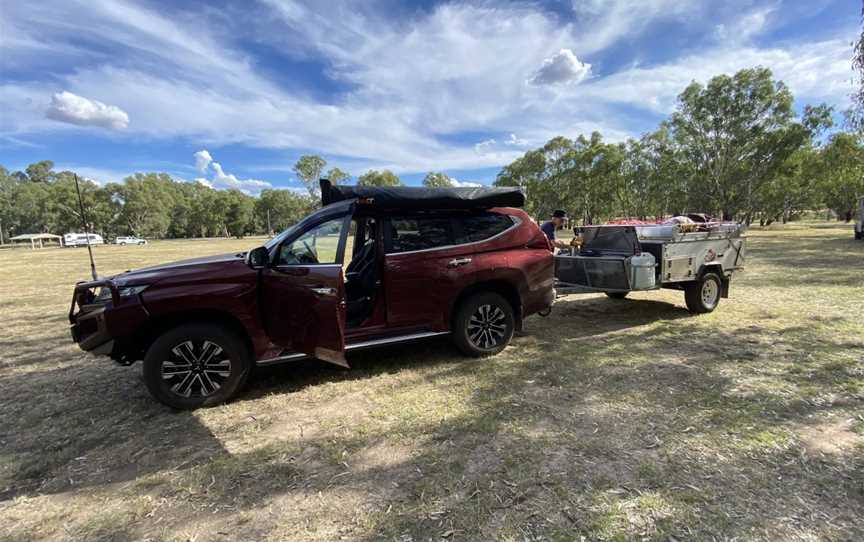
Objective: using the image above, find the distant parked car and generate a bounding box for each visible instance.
[115,236,148,246]
[64,233,105,247]
[69,180,554,409]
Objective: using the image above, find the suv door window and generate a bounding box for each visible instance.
[276,217,346,265]
[454,213,516,244]
[387,217,454,254]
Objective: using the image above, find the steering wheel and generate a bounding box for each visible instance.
[301,239,318,263]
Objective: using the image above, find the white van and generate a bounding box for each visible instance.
[64,233,105,247]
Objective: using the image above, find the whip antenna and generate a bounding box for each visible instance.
[74,174,98,280]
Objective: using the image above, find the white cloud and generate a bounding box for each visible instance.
[474,139,498,154]
[451,179,482,188]
[715,7,773,44]
[193,149,213,173]
[529,49,592,86]
[570,0,700,55]
[475,133,532,155]
[45,91,129,129]
[210,162,272,194]
[506,133,529,146]
[0,0,856,178]
[193,150,272,195]
[54,165,131,185]
[574,37,853,115]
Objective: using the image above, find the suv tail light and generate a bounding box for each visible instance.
[526,232,552,250]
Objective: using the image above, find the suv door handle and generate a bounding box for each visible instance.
[310,287,337,296]
[447,257,472,268]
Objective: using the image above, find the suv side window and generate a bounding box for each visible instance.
[387,217,454,254]
[277,217,346,265]
[454,213,515,244]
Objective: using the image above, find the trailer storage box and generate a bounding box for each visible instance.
[555,255,630,290]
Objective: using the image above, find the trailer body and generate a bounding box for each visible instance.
[554,223,746,313]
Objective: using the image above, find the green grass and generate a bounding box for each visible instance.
[0,223,863,541]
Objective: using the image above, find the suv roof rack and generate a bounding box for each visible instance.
[319,179,525,210]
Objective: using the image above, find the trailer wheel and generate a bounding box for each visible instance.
[605,292,628,300]
[685,273,721,314]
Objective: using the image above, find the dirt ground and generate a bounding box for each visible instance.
[1,224,862,541]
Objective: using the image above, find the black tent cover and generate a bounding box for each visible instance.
[320,179,525,210]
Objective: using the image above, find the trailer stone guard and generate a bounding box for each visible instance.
[554,222,746,313]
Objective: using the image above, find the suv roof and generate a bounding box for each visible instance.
[319,179,525,210]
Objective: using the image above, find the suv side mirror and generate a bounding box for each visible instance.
[247,246,271,269]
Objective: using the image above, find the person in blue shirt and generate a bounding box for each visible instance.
[540,210,570,250]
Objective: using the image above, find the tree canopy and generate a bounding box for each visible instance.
[496,67,848,225]
[357,170,402,187]
[423,172,454,188]
[293,155,327,198]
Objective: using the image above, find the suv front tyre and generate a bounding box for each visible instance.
[452,292,515,357]
[142,323,252,409]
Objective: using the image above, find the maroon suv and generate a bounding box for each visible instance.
[69,181,554,409]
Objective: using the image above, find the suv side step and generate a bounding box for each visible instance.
[256,331,451,366]
[347,331,450,351]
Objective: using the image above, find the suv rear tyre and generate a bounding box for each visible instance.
[684,272,721,314]
[143,323,252,409]
[452,292,515,357]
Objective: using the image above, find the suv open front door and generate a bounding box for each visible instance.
[260,214,351,367]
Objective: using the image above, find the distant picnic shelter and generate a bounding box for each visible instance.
[10,233,63,249]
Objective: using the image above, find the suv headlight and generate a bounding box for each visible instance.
[95,285,149,302]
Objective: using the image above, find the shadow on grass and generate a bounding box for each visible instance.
[0,344,231,502]
[146,312,864,540]
[2,287,863,539]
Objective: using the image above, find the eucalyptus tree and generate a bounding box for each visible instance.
[324,167,350,185]
[818,133,864,222]
[357,170,402,187]
[668,67,830,221]
[422,172,454,188]
[293,155,327,198]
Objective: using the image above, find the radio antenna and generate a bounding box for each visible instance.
[74,174,98,280]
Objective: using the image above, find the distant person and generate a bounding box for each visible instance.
[541,210,570,250]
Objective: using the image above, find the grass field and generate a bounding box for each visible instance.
[1,224,863,541]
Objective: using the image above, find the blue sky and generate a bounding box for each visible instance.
[0,0,858,193]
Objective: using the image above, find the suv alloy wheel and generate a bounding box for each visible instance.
[453,292,515,356]
[142,323,252,409]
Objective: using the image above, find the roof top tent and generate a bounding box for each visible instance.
[555,222,746,313]
[319,179,526,210]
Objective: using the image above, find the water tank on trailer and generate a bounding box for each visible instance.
[629,252,656,290]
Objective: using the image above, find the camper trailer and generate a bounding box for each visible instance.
[64,233,105,247]
[555,221,746,313]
